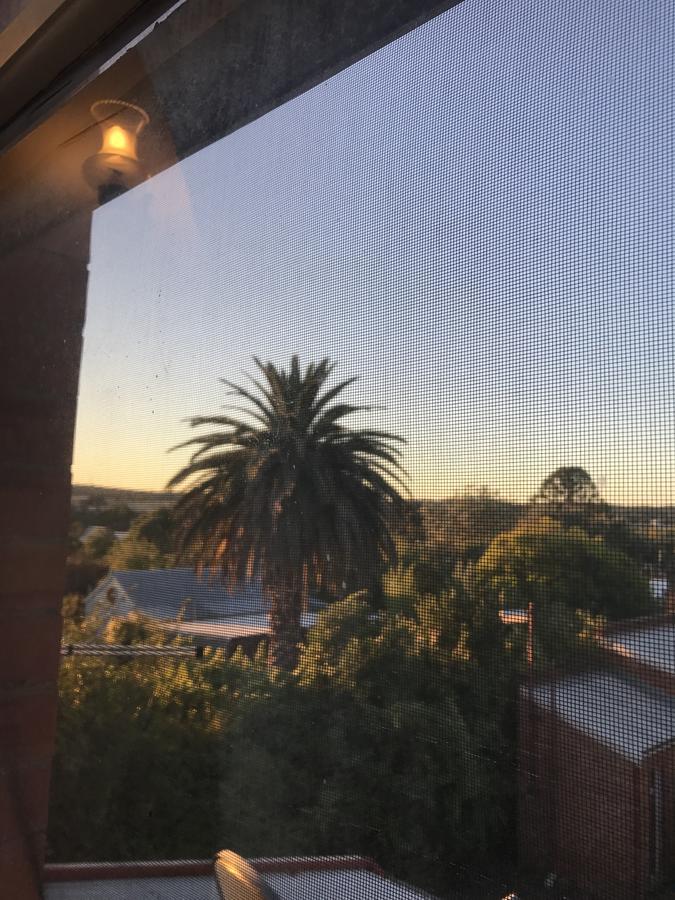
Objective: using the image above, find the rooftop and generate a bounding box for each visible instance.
[86,568,270,620]
[527,671,675,762]
[600,623,675,676]
[85,568,323,623]
[44,856,436,899]
[162,612,319,643]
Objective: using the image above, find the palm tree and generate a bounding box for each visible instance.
[168,356,407,669]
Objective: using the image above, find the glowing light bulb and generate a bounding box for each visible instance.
[104,125,130,154]
[82,100,150,201]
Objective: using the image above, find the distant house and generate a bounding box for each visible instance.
[83,568,320,653]
[80,526,128,543]
[520,617,675,899]
[499,608,529,625]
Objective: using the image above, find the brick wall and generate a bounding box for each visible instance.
[519,692,646,900]
[0,214,90,898]
[645,745,675,888]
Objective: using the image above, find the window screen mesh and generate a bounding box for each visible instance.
[44,1,674,898]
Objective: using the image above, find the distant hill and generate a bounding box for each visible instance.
[71,485,675,525]
[71,484,178,513]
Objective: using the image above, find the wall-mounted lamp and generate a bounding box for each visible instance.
[82,100,150,204]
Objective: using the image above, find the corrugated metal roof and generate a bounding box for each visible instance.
[86,568,324,623]
[601,623,675,675]
[162,612,319,642]
[115,568,268,619]
[90,568,269,620]
[527,672,675,762]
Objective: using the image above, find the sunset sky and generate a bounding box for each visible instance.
[72,0,674,504]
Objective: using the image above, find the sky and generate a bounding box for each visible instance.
[72,0,675,504]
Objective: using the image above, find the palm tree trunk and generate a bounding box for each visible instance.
[267,583,303,670]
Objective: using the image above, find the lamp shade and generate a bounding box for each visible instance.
[82,99,150,197]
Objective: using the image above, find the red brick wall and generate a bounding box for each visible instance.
[645,745,675,887]
[0,214,90,898]
[519,692,646,900]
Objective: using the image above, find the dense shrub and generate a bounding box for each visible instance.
[49,621,230,861]
[219,596,519,894]
[50,594,519,896]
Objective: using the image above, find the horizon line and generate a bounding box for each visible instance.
[70,482,675,510]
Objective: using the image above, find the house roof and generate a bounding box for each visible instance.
[81,525,109,542]
[86,568,271,620]
[86,568,326,623]
[161,612,319,643]
[81,526,128,542]
[527,672,675,763]
[499,608,529,625]
[600,623,675,676]
[44,855,436,899]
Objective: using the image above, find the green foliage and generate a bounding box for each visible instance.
[420,490,521,564]
[68,521,84,554]
[61,594,85,642]
[74,502,136,531]
[385,543,458,602]
[83,527,115,561]
[49,641,231,862]
[107,509,177,570]
[600,516,653,566]
[53,471,657,889]
[64,560,109,598]
[132,508,176,555]
[476,518,652,621]
[52,590,519,892]
[219,596,518,894]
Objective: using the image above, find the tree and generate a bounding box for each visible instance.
[61,594,85,641]
[417,490,521,568]
[534,467,599,506]
[220,595,518,893]
[531,466,601,530]
[95,503,135,532]
[83,527,115,561]
[108,508,176,570]
[50,644,227,862]
[52,593,520,889]
[476,518,652,625]
[64,560,109,598]
[168,356,406,669]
